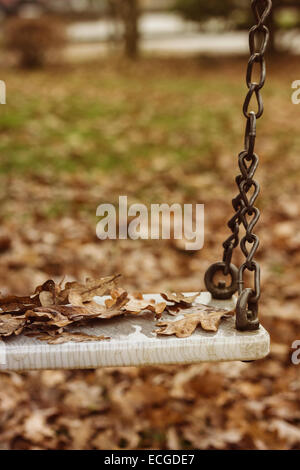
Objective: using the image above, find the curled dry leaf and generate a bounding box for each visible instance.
[160,291,200,316]
[35,279,59,307]
[160,292,200,305]
[25,309,72,328]
[164,303,185,316]
[61,274,121,305]
[123,293,166,318]
[105,288,129,309]
[155,305,235,337]
[39,291,55,307]
[0,295,40,314]
[33,331,110,345]
[0,314,26,337]
[0,279,61,313]
[26,303,120,324]
[150,302,167,318]
[67,291,85,307]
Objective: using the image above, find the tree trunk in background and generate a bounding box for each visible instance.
[109,0,140,59]
[121,0,139,59]
[267,6,276,54]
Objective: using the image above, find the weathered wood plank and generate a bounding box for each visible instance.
[0,293,270,370]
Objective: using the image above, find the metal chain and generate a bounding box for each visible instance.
[205,0,272,331]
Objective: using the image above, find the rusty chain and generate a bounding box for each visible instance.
[205,0,272,331]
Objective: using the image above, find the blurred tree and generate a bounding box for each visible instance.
[108,0,140,59]
[5,17,66,68]
[173,0,238,24]
[173,0,300,53]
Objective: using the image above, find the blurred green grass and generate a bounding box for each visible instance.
[0,60,265,175]
[0,58,299,209]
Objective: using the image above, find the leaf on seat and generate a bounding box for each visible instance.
[160,291,200,315]
[25,302,123,326]
[0,314,26,337]
[155,305,235,337]
[160,292,200,305]
[33,331,110,345]
[0,294,41,314]
[123,293,166,318]
[25,288,133,327]
[59,274,121,305]
[104,288,129,309]
[0,276,121,314]
[0,276,199,342]
[35,279,59,307]
[25,308,73,328]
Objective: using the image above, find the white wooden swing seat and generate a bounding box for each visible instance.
[0,293,270,371]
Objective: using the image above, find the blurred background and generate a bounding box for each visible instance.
[0,0,300,450]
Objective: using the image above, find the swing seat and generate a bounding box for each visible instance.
[0,292,270,371]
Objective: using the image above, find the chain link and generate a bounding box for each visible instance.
[205,0,272,331]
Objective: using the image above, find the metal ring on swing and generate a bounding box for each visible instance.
[236,288,260,331]
[204,262,238,300]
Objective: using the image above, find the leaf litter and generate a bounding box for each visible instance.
[0,58,299,449]
[0,277,233,343]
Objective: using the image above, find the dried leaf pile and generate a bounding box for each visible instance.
[0,275,122,343]
[0,277,235,344]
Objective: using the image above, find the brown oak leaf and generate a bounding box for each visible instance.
[155,305,235,337]
[0,295,40,314]
[25,309,72,328]
[34,331,110,345]
[161,292,200,305]
[59,274,121,304]
[105,288,129,309]
[35,279,59,306]
[0,280,61,313]
[0,314,26,337]
[123,293,166,317]
[25,296,128,326]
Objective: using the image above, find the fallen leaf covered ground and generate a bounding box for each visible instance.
[0,56,299,449]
